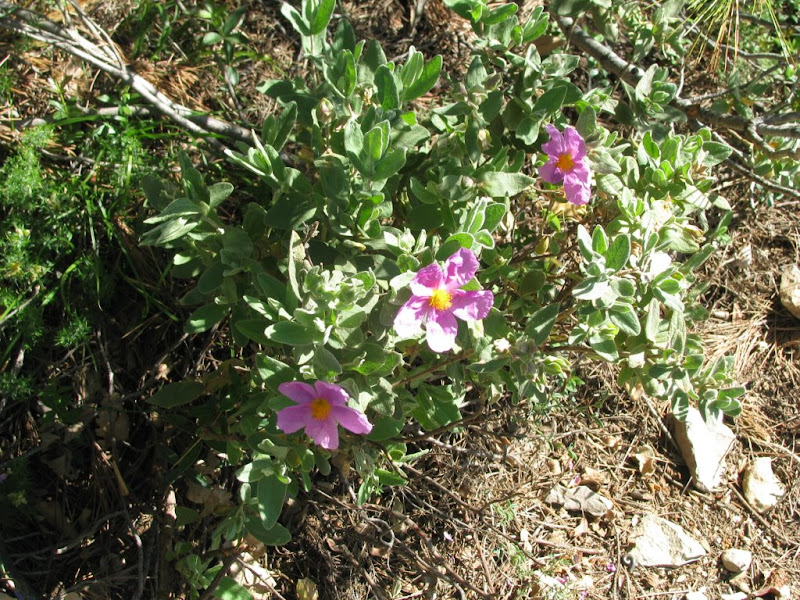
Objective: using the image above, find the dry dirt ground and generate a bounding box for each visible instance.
[0,1,799,599]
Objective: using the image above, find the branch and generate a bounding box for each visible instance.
[552,13,800,140]
[0,1,255,149]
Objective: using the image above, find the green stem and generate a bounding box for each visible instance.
[392,349,475,389]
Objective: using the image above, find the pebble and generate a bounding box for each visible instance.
[721,548,752,573]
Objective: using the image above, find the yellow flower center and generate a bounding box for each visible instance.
[556,153,574,171]
[310,397,332,420]
[429,288,453,311]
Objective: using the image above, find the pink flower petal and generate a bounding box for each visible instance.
[276,404,311,434]
[443,247,479,290]
[278,381,316,405]
[305,417,339,450]
[394,296,430,338]
[563,126,587,160]
[410,263,443,296]
[331,405,373,435]
[539,159,563,184]
[425,309,458,353]
[314,381,349,407]
[541,124,565,156]
[450,289,494,321]
[569,159,591,181]
[563,174,591,206]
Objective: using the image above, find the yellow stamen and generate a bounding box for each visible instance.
[310,397,332,420]
[429,288,453,311]
[556,153,574,171]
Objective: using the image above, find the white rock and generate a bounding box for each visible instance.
[721,548,752,573]
[742,457,785,512]
[627,513,707,567]
[672,407,735,492]
[721,593,748,600]
[685,591,708,600]
[780,264,800,319]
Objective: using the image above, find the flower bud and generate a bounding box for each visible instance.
[316,97,335,124]
[477,128,491,150]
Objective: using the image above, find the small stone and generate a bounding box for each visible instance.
[721,548,752,573]
[742,457,785,512]
[627,513,707,567]
[780,264,800,319]
[672,407,736,492]
[721,593,748,600]
[685,591,708,600]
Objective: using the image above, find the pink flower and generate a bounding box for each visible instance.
[538,124,592,206]
[276,381,372,450]
[394,247,494,353]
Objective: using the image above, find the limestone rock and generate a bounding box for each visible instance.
[672,407,735,492]
[780,264,800,319]
[743,457,785,512]
[627,513,707,567]
[721,548,752,573]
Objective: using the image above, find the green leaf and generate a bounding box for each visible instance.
[208,182,234,208]
[254,354,296,390]
[403,55,442,102]
[367,415,405,441]
[280,2,310,35]
[525,303,560,346]
[373,148,406,180]
[142,175,169,210]
[576,224,594,260]
[235,318,272,345]
[313,346,342,379]
[361,40,387,80]
[310,0,335,34]
[589,336,618,361]
[591,225,608,254]
[573,277,610,301]
[576,106,597,139]
[483,2,517,24]
[216,577,253,600]
[186,303,227,333]
[609,304,641,335]
[701,141,732,166]
[479,172,535,196]
[148,381,205,408]
[375,468,408,486]
[143,197,204,224]
[202,31,223,45]
[264,321,319,346]
[483,202,506,231]
[436,233,474,259]
[257,474,287,529]
[236,459,275,483]
[375,64,400,111]
[605,235,631,273]
[533,86,567,115]
[141,218,199,246]
[175,506,199,527]
[246,517,291,546]
[644,298,661,341]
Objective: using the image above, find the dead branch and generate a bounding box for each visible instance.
[552,13,800,140]
[0,0,254,149]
